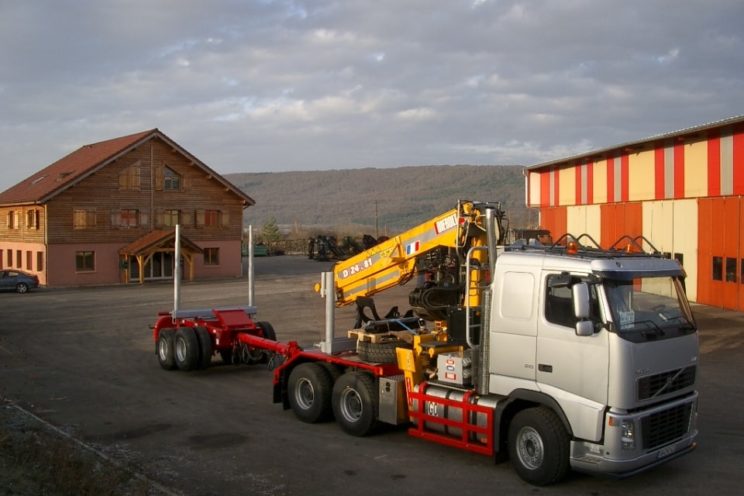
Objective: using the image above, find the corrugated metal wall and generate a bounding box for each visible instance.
[527,122,744,309]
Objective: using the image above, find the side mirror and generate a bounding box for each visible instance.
[572,282,590,319]
[575,320,594,337]
[572,282,594,337]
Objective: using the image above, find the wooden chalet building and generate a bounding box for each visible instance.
[0,129,254,287]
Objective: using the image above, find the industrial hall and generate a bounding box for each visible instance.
[525,115,744,312]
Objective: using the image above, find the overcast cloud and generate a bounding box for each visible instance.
[1,0,743,192]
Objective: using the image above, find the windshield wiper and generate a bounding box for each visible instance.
[629,319,666,337]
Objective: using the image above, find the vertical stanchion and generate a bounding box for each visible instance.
[248,225,255,308]
[173,224,181,323]
[321,271,335,353]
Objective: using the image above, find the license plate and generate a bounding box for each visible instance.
[657,444,677,459]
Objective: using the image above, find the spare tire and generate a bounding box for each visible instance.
[356,340,409,364]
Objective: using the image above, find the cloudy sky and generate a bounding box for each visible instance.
[1,0,743,193]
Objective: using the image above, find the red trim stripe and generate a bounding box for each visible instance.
[621,154,630,201]
[708,131,721,197]
[540,171,550,206]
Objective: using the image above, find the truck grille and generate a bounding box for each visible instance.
[638,366,696,400]
[641,403,692,450]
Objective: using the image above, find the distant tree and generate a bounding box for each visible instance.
[262,217,282,245]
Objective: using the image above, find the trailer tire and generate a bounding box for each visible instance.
[194,327,212,369]
[507,407,570,486]
[257,321,277,341]
[288,363,334,423]
[332,371,378,436]
[357,340,407,364]
[174,327,200,371]
[156,328,177,370]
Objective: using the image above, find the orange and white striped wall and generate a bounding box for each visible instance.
[525,116,744,311]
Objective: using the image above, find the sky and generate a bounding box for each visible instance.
[1,0,743,193]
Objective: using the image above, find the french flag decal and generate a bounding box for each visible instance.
[406,241,420,255]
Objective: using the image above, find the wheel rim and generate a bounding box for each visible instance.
[17,283,28,293]
[158,338,168,361]
[294,378,315,410]
[175,337,186,362]
[339,387,363,423]
[516,426,544,470]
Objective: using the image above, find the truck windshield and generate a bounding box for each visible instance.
[604,276,696,341]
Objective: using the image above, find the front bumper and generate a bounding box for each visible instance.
[570,393,698,477]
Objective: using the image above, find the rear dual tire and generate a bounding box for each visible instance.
[158,327,213,371]
[332,372,378,437]
[288,363,334,423]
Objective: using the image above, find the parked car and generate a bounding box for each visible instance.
[0,270,39,293]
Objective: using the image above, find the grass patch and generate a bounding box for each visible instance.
[0,404,157,496]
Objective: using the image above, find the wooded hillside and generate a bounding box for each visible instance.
[227,164,536,235]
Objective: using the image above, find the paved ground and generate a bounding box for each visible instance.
[1,256,743,495]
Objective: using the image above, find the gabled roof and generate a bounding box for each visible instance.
[0,129,255,207]
[119,230,203,256]
[527,114,744,172]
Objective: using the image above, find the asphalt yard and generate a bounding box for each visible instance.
[0,256,742,496]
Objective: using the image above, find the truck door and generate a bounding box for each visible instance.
[536,273,608,439]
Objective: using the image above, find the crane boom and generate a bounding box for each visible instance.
[327,201,506,320]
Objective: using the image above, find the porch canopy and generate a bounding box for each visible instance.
[119,230,202,284]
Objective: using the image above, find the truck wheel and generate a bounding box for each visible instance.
[288,363,334,423]
[332,371,378,436]
[194,327,213,369]
[174,327,200,371]
[356,340,407,363]
[157,328,177,370]
[257,321,277,341]
[507,407,570,486]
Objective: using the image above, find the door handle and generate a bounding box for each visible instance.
[538,364,553,373]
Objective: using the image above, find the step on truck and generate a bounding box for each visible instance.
[152,201,698,486]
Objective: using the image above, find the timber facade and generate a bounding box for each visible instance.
[0,129,254,287]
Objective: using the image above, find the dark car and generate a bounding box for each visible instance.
[0,270,39,293]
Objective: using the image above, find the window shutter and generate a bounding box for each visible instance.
[6,211,12,229]
[196,209,205,227]
[139,210,149,227]
[181,175,189,192]
[154,166,164,191]
[181,210,193,226]
[155,209,164,227]
[33,210,40,230]
[119,170,128,190]
[221,209,230,227]
[132,162,141,189]
[111,210,121,228]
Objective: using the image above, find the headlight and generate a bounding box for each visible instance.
[620,420,635,449]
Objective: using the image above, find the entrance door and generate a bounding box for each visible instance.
[129,252,175,281]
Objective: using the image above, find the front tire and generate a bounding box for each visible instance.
[16,282,29,294]
[174,327,200,371]
[288,363,334,423]
[508,407,570,486]
[332,372,378,436]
